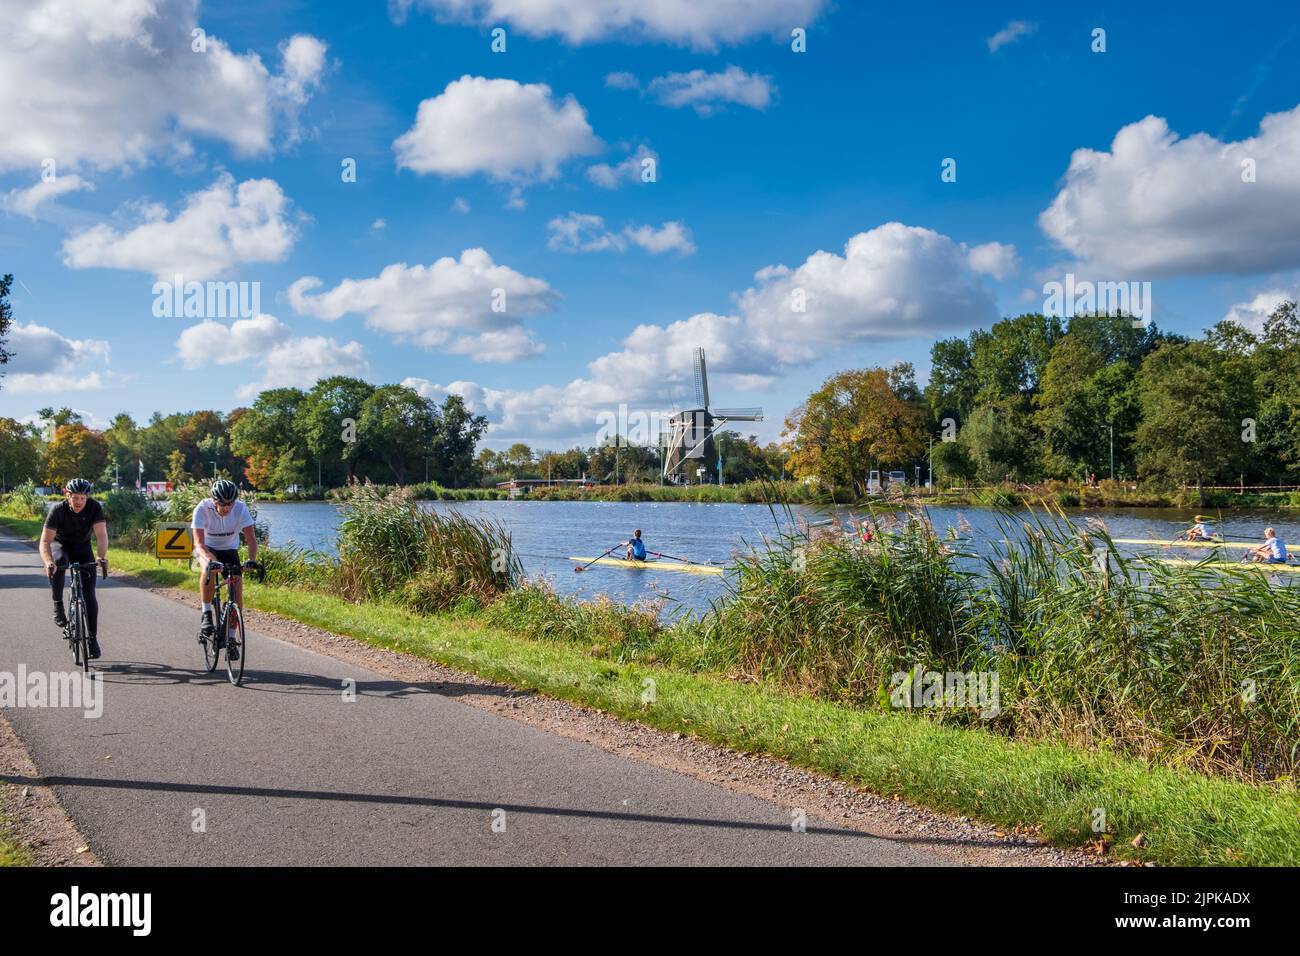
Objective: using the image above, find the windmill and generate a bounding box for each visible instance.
[660,348,763,483]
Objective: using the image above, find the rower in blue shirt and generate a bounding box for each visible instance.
[626,529,647,562]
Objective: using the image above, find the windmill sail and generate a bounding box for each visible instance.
[692,347,710,410]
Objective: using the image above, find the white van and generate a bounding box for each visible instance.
[866,470,882,494]
[886,470,908,491]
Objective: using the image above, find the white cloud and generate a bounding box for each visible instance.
[236,336,369,399]
[624,221,695,255]
[0,0,327,172]
[393,76,601,183]
[647,66,774,115]
[586,145,658,189]
[738,223,1001,364]
[546,213,695,255]
[288,248,557,361]
[370,218,387,232]
[1222,288,1299,334]
[390,0,828,50]
[451,197,471,214]
[61,175,296,280]
[547,213,624,252]
[1040,105,1300,277]
[3,175,93,218]
[175,314,291,369]
[417,222,1001,443]
[604,71,640,91]
[2,320,111,393]
[967,241,1018,280]
[987,20,1036,53]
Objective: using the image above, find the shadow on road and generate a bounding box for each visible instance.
[0,770,868,839]
[80,660,513,702]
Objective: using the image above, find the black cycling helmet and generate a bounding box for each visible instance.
[211,478,239,503]
[65,478,92,495]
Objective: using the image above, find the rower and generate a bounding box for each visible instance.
[1247,528,1288,564]
[1185,515,1217,541]
[626,529,647,562]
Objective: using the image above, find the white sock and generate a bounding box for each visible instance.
[202,603,213,613]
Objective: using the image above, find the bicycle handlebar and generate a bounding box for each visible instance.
[204,560,265,584]
[58,559,107,579]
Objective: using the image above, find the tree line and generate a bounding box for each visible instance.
[0,376,488,492]
[782,302,1300,494]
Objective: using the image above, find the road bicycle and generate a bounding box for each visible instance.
[60,559,107,673]
[199,560,264,686]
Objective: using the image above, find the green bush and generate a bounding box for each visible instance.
[0,481,48,518]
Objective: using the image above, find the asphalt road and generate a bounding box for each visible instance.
[0,529,950,866]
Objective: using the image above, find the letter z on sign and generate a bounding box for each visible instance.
[155,523,194,559]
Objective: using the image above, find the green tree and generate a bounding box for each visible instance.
[538,447,589,480]
[959,402,1036,483]
[715,432,777,482]
[229,388,308,490]
[784,364,927,494]
[0,417,40,488]
[297,376,375,485]
[926,337,977,423]
[42,424,109,488]
[1250,301,1300,479]
[428,395,488,487]
[504,443,534,469]
[357,385,437,485]
[1134,342,1238,486]
[0,274,13,385]
[138,412,188,483]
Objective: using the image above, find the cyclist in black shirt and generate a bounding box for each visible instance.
[39,478,109,659]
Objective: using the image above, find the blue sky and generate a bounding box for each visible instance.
[2,0,1299,449]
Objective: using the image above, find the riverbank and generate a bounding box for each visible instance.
[2,500,1297,866]
[253,479,1300,510]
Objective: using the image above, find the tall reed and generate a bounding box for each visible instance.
[333,485,522,612]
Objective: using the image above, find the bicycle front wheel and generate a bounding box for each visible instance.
[74,599,90,674]
[223,603,246,686]
[201,611,220,673]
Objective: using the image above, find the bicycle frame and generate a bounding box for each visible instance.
[200,560,263,686]
[61,559,105,671]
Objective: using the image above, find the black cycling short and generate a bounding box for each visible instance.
[205,548,243,575]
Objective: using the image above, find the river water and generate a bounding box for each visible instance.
[253,500,1300,618]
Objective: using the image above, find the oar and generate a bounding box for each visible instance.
[649,549,719,566]
[574,542,624,573]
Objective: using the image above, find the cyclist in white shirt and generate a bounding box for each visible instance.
[192,479,259,649]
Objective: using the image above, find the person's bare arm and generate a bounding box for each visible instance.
[94,520,109,571]
[39,527,56,575]
[242,524,257,562]
[194,527,215,565]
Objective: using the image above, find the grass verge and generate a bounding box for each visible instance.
[1,513,1295,866]
[0,820,32,866]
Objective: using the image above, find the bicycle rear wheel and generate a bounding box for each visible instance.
[223,603,246,686]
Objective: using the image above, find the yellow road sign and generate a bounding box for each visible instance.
[155,522,193,559]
